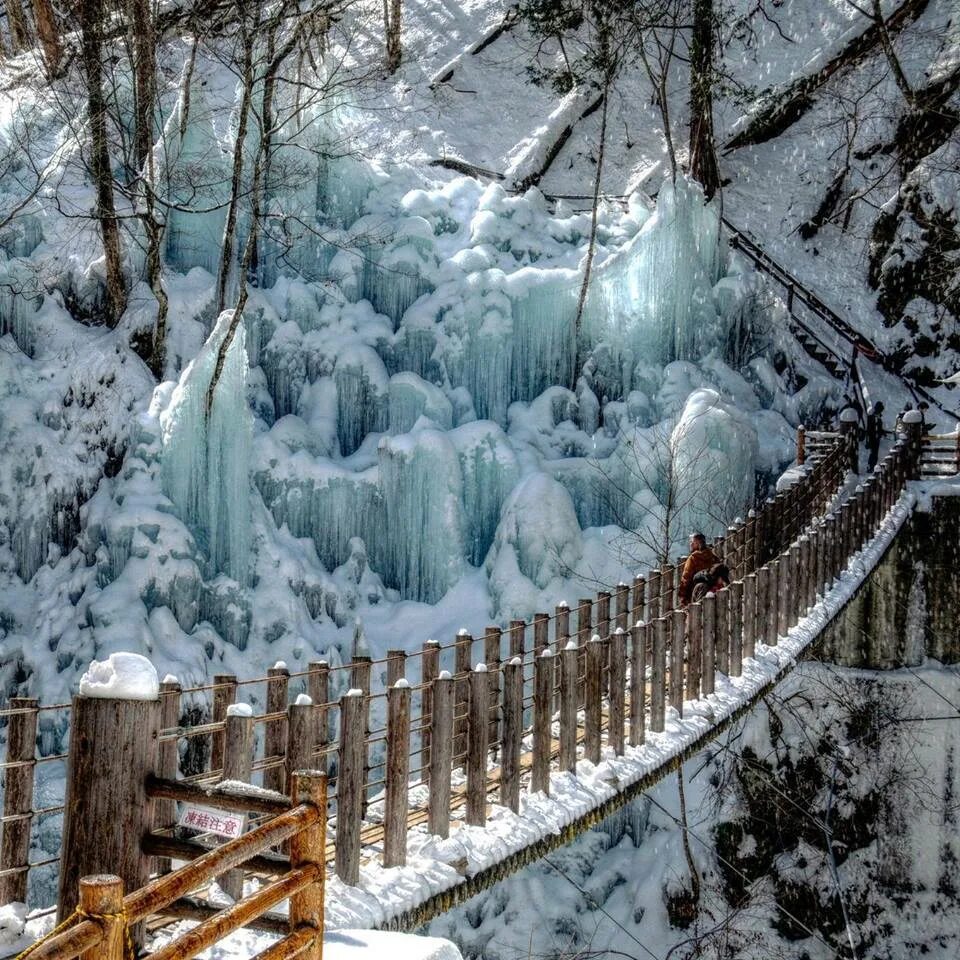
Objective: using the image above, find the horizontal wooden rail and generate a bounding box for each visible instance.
[144,776,292,817]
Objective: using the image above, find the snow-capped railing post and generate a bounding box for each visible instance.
[454,632,472,765]
[645,572,661,623]
[774,555,789,640]
[797,424,806,465]
[265,663,291,794]
[58,654,161,934]
[211,673,237,774]
[661,567,675,614]
[483,628,502,756]
[839,407,859,473]
[500,658,523,811]
[154,678,181,875]
[466,665,488,826]
[348,656,371,814]
[0,697,38,905]
[650,619,667,732]
[729,580,744,677]
[715,588,730,676]
[288,772,326,960]
[744,511,758,575]
[509,619,527,657]
[221,704,254,899]
[899,411,924,480]
[286,698,317,787]
[307,661,329,761]
[576,599,592,707]
[789,542,802,628]
[336,689,364,884]
[79,875,126,960]
[631,575,646,625]
[384,680,410,867]
[596,592,611,641]
[584,637,603,764]
[533,612,550,654]
[609,628,626,756]
[386,649,407,688]
[628,623,647,747]
[427,673,453,838]
[531,650,553,794]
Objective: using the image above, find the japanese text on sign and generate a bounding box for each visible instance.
[178,805,245,839]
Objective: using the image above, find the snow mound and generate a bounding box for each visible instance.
[78,652,159,701]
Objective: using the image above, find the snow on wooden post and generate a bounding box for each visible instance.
[615,582,630,632]
[286,700,317,790]
[629,623,647,747]
[500,659,523,812]
[264,664,290,794]
[428,674,454,838]
[454,632,472,768]
[58,654,160,933]
[211,674,237,774]
[715,588,730,676]
[288,772,326,960]
[78,875,125,960]
[839,409,859,473]
[609,628,626,756]
[153,680,180,876]
[420,640,440,786]
[670,610,684,714]
[336,690,364,884]
[554,604,569,644]
[901,411,923,480]
[726,524,740,580]
[531,650,553,794]
[509,619,526,657]
[221,705,254,900]
[484,627,502,757]
[650,618,667,732]
[729,580,744,677]
[307,661,329,760]
[743,574,757,660]
[466,666,489,826]
[701,595,716,698]
[584,636,603,765]
[0,697,37,905]
[631,575,646,625]
[559,642,579,771]
[789,542,802,627]
[685,603,702,701]
[384,681,410,868]
[386,649,406,688]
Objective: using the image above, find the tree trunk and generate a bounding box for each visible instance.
[5,0,31,51]
[32,0,61,76]
[127,0,156,172]
[689,0,720,199]
[80,0,126,325]
[386,0,402,72]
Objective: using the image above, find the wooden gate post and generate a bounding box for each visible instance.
[288,773,326,960]
[78,875,125,960]
[0,697,38,904]
[58,675,161,926]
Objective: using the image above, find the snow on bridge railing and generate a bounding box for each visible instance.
[0,430,866,915]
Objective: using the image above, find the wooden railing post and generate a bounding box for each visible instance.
[384,681,410,867]
[615,582,630,632]
[650,618,667,732]
[729,580,744,677]
[631,575,646,625]
[646,571,661,624]
[629,622,647,746]
[661,566,675,614]
[900,411,923,480]
[264,664,290,793]
[585,636,603,764]
[0,697,37,904]
[335,690,364,885]
[78,875,125,960]
[386,649,406,688]
[743,573,757,660]
[428,673,454,838]
[533,613,550,654]
[685,603,702,701]
[797,425,806,466]
[420,640,440,785]
[454,633,472,768]
[745,510,758,575]
[211,674,237,774]
[596,592,611,640]
[221,706,254,900]
[789,542,802,627]
[484,627,502,756]
[701,594,716,697]
[466,665,489,826]
[59,671,160,927]
[839,410,859,473]
[577,598,592,706]
[560,642,578,771]
[715,588,730,676]
[775,556,789,641]
[154,680,180,876]
[501,658,523,811]
[554,604,569,644]
[307,661,329,765]
[531,650,553,794]
[286,699,317,789]
[609,628,626,756]
[509,619,527,657]
[670,610,684,713]
[288,772,326,960]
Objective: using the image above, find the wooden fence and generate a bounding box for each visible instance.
[0,420,931,956]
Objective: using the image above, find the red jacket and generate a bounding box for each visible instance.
[679,547,720,605]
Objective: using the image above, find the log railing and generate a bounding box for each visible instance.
[4,424,924,918]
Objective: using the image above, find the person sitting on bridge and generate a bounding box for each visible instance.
[679,533,728,606]
[866,401,885,471]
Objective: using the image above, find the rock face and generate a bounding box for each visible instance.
[816,490,960,668]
